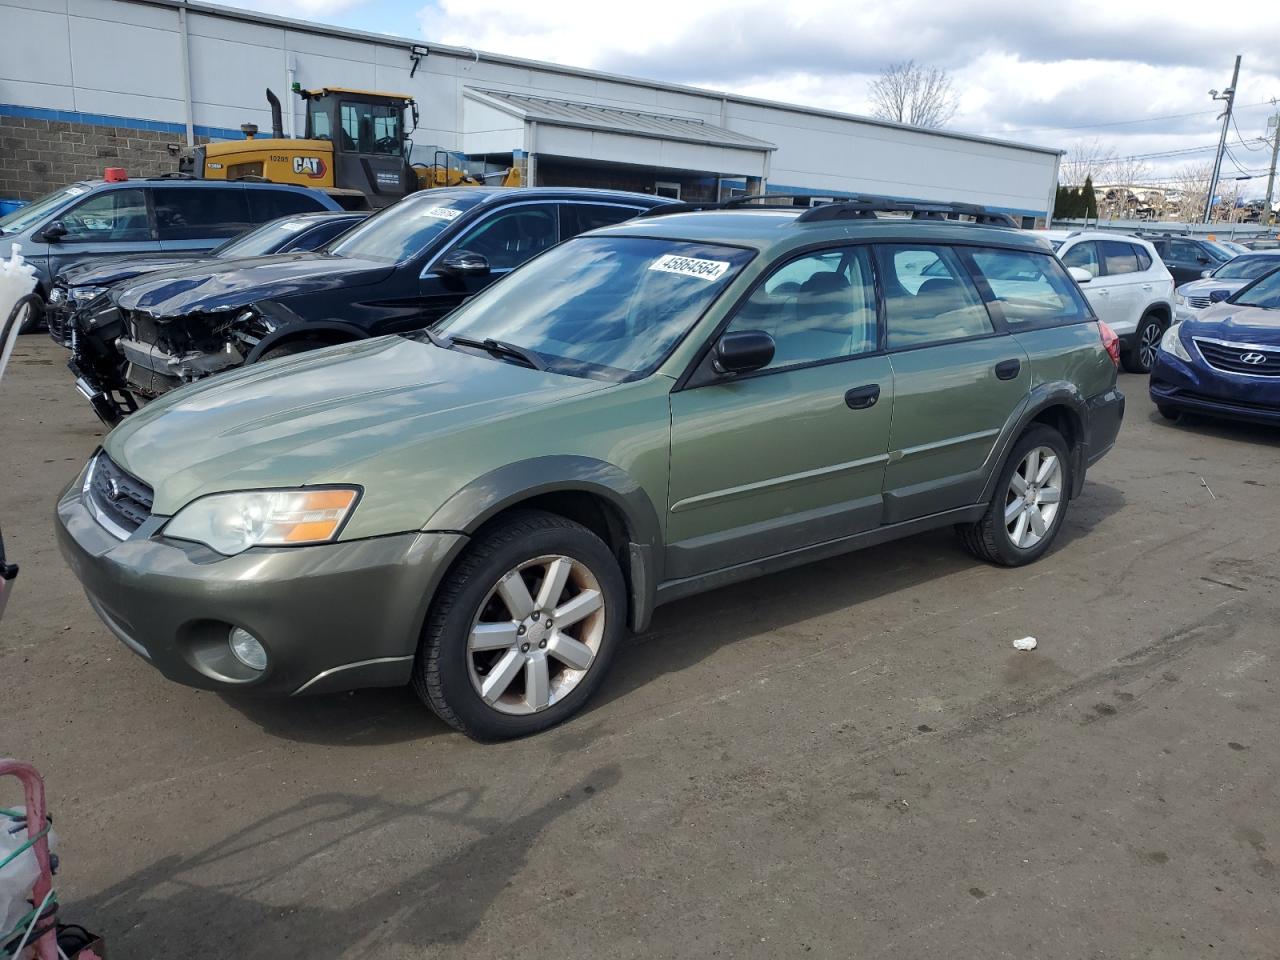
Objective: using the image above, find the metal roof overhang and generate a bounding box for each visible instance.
[462,88,776,178]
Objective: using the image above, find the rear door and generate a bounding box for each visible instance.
[416,202,559,326]
[876,243,1030,523]
[1096,240,1146,336]
[44,186,155,279]
[154,186,251,253]
[666,245,892,579]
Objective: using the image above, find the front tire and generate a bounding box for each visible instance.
[958,425,1071,567]
[11,295,42,335]
[412,510,626,740]
[1156,404,1181,422]
[1123,314,1163,374]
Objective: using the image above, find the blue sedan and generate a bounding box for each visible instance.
[1150,267,1280,426]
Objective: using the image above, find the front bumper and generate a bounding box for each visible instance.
[1150,352,1280,426]
[56,479,467,695]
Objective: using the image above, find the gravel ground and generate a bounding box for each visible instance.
[2,335,1278,959]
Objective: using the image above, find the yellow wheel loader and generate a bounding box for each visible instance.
[183,87,520,209]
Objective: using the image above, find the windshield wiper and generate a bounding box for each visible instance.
[448,335,546,370]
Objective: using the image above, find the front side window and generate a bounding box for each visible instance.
[328,192,484,263]
[0,184,90,235]
[1169,239,1203,263]
[339,101,402,155]
[154,187,250,240]
[434,236,753,381]
[725,247,878,369]
[970,248,1090,327]
[59,189,151,242]
[447,204,558,271]
[877,245,993,349]
[1100,240,1139,275]
[1061,241,1100,277]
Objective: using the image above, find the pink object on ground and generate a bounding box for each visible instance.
[0,760,57,960]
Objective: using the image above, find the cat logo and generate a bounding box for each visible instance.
[292,156,327,179]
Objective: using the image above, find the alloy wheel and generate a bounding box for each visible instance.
[466,554,606,715]
[1138,322,1161,371]
[1004,446,1063,550]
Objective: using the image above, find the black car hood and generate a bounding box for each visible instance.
[60,254,214,289]
[112,254,397,318]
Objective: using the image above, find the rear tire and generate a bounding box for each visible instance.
[412,509,626,741]
[1123,314,1162,374]
[257,338,328,362]
[1156,404,1181,422]
[958,425,1072,567]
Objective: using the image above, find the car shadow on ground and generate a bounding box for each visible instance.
[225,481,1125,749]
[1147,408,1280,448]
[72,765,622,957]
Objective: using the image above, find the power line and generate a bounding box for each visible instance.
[986,99,1278,135]
[1232,112,1266,151]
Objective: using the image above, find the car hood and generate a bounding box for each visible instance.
[1176,277,1248,298]
[103,335,616,527]
[1180,303,1280,344]
[112,253,395,318]
[59,254,214,289]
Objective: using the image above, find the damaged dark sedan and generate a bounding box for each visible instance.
[99,187,671,404]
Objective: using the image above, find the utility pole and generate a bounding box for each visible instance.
[1264,101,1279,226]
[1204,54,1242,224]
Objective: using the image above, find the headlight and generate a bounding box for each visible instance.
[1159,325,1191,362]
[48,286,65,304]
[1174,292,1185,306]
[70,285,107,304]
[165,487,360,555]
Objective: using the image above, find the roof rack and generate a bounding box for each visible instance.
[795,197,1019,228]
[146,172,196,180]
[634,194,813,218]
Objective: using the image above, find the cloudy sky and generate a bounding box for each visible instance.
[226,0,1279,193]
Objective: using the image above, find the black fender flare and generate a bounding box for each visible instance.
[979,381,1091,503]
[245,320,368,362]
[424,456,664,632]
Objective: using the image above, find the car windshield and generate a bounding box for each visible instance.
[1213,255,1280,281]
[1233,268,1280,309]
[432,236,754,381]
[213,218,315,258]
[1203,241,1234,261]
[327,193,484,262]
[0,184,90,234]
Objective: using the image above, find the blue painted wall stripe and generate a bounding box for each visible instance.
[0,103,245,142]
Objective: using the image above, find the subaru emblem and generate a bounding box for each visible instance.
[1240,352,1266,365]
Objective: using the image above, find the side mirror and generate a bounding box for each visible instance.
[1200,269,1214,278]
[437,250,490,277]
[1067,266,1093,284]
[713,330,774,375]
[38,220,68,242]
[1209,289,1231,303]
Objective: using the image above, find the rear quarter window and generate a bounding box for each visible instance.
[248,189,330,222]
[1133,245,1153,271]
[968,247,1091,329]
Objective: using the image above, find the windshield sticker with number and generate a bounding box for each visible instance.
[421,207,463,221]
[648,254,731,282]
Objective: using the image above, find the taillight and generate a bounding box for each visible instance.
[1098,321,1121,366]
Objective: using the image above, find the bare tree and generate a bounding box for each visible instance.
[1060,138,1118,188]
[1170,162,1214,221]
[868,60,958,128]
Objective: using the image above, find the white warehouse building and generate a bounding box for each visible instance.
[1,0,1062,223]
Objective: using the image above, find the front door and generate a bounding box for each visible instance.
[416,202,560,326]
[1164,237,1214,284]
[667,246,893,580]
[874,243,1030,522]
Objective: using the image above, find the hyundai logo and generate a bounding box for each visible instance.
[1240,352,1267,365]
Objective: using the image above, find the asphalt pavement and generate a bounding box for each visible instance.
[2,335,1277,959]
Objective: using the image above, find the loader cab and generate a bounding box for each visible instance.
[301,88,418,208]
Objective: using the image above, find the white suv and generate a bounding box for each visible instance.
[1042,230,1175,373]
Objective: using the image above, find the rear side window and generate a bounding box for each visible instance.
[969,248,1090,328]
[58,188,151,242]
[281,217,357,252]
[1061,241,1100,278]
[248,189,328,223]
[559,203,643,238]
[726,247,878,370]
[1100,240,1139,275]
[877,245,993,349]
[154,187,250,240]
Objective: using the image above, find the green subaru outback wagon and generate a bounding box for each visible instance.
[57,198,1124,739]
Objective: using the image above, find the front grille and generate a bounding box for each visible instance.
[1193,338,1280,377]
[85,454,154,537]
[1187,295,1213,310]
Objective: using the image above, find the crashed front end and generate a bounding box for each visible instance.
[118,303,280,399]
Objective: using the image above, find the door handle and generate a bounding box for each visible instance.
[1095,288,1110,294]
[994,358,1021,381]
[844,384,880,409]
[1142,283,1153,291]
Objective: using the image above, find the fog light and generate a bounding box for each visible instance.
[228,627,267,671]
